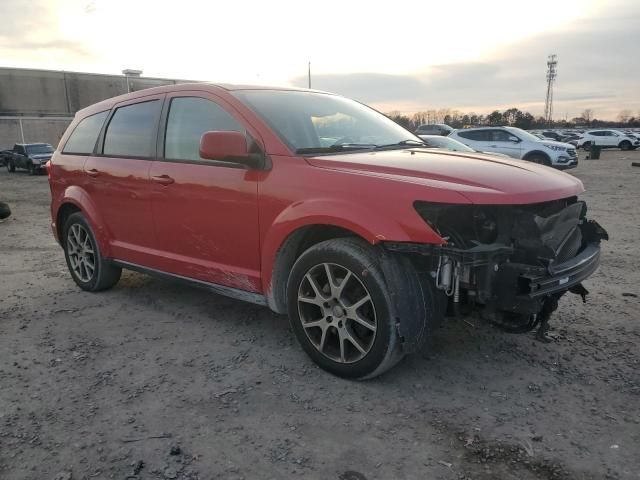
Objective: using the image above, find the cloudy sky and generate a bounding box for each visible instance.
[1,0,638,119]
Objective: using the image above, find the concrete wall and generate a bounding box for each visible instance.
[0,67,195,147]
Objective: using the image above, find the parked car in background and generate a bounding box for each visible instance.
[5,143,55,174]
[450,126,578,169]
[49,84,606,379]
[415,123,453,136]
[418,134,510,157]
[0,148,13,167]
[540,130,565,142]
[577,130,639,151]
[562,134,582,147]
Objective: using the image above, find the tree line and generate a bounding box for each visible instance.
[385,107,640,131]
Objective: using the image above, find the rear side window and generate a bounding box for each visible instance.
[458,130,488,141]
[103,100,161,158]
[164,97,244,161]
[63,111,108,154]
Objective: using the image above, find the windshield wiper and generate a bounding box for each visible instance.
[295,143,377,154]
[374,139,426,150]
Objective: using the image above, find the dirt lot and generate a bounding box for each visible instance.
[1,150,639,480]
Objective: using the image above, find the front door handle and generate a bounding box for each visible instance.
[86,168,100,177]
[151,174,175,185]
[489,144,498,147]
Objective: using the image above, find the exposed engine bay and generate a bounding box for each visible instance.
[385,196,609,341]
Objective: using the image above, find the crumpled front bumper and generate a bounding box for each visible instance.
[383,219,607,317]
[491,242,601,314]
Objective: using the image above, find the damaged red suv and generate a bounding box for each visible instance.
[49,84,608,379]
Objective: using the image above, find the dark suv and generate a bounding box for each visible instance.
[49,84,607,379]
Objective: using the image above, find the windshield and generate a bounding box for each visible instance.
[505,127,542,143]
[233,90,421,153]
[26,144,54,154]
[419,135,475,152]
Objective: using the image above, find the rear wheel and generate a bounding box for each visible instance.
[63,212,121,291]
[582,141,591,151]
[619,140,631,151]
[287,238,423,379]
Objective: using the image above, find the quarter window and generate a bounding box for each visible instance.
[63,111,109,154]
[164,97,244,161]
[103,100,161,158]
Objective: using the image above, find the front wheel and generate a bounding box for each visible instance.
[525,154,551,166]
[28,163,36,175]
[63,212,121,291]
[287,238,416,379]
[7,161,15,172]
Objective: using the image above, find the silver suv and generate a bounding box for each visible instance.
[450,126,577,169]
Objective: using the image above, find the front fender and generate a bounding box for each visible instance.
[260,197,443,295]
[56,186,112,257]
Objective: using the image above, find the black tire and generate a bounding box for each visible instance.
[582,141,591,151]
[28,163,35,175]
[7,161,15,173]
[63,212,121,291]
[619,140,631,151]
[525,153,551,166]
[287,237,427,379]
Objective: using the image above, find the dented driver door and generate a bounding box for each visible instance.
[148,92,262,293]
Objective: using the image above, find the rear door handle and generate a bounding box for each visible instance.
[86,168,100,177]
[151,174,175,185]
[489,144,498,147]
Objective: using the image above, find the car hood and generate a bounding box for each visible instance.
[305,148,584,204]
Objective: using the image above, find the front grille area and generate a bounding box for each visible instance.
[567,148,577,158]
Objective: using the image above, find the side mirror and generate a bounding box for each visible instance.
[508,136,520,143]
[200,130,248,160]
[199,131,264,169]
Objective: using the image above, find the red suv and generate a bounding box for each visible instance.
[49,84,607,379]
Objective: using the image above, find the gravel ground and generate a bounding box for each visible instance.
[1,150,639,480]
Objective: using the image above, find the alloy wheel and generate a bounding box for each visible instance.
[297,263,377,364]
[66,224,96,282]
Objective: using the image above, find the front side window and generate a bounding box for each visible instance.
[458,130,488,141]
[233,90,419,153]
[489,130,513,142]
[164,97,244,161]
[103,100,161,158]
[63,111,108,154]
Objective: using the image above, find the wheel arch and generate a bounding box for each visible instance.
[263,199,443,314]
[266,223,368,314]
[523,150,551,164]
[54,186,111,256]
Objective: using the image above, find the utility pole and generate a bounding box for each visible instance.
[308,62,311,89]
[122,69,143,93]
[544,54,557,127]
